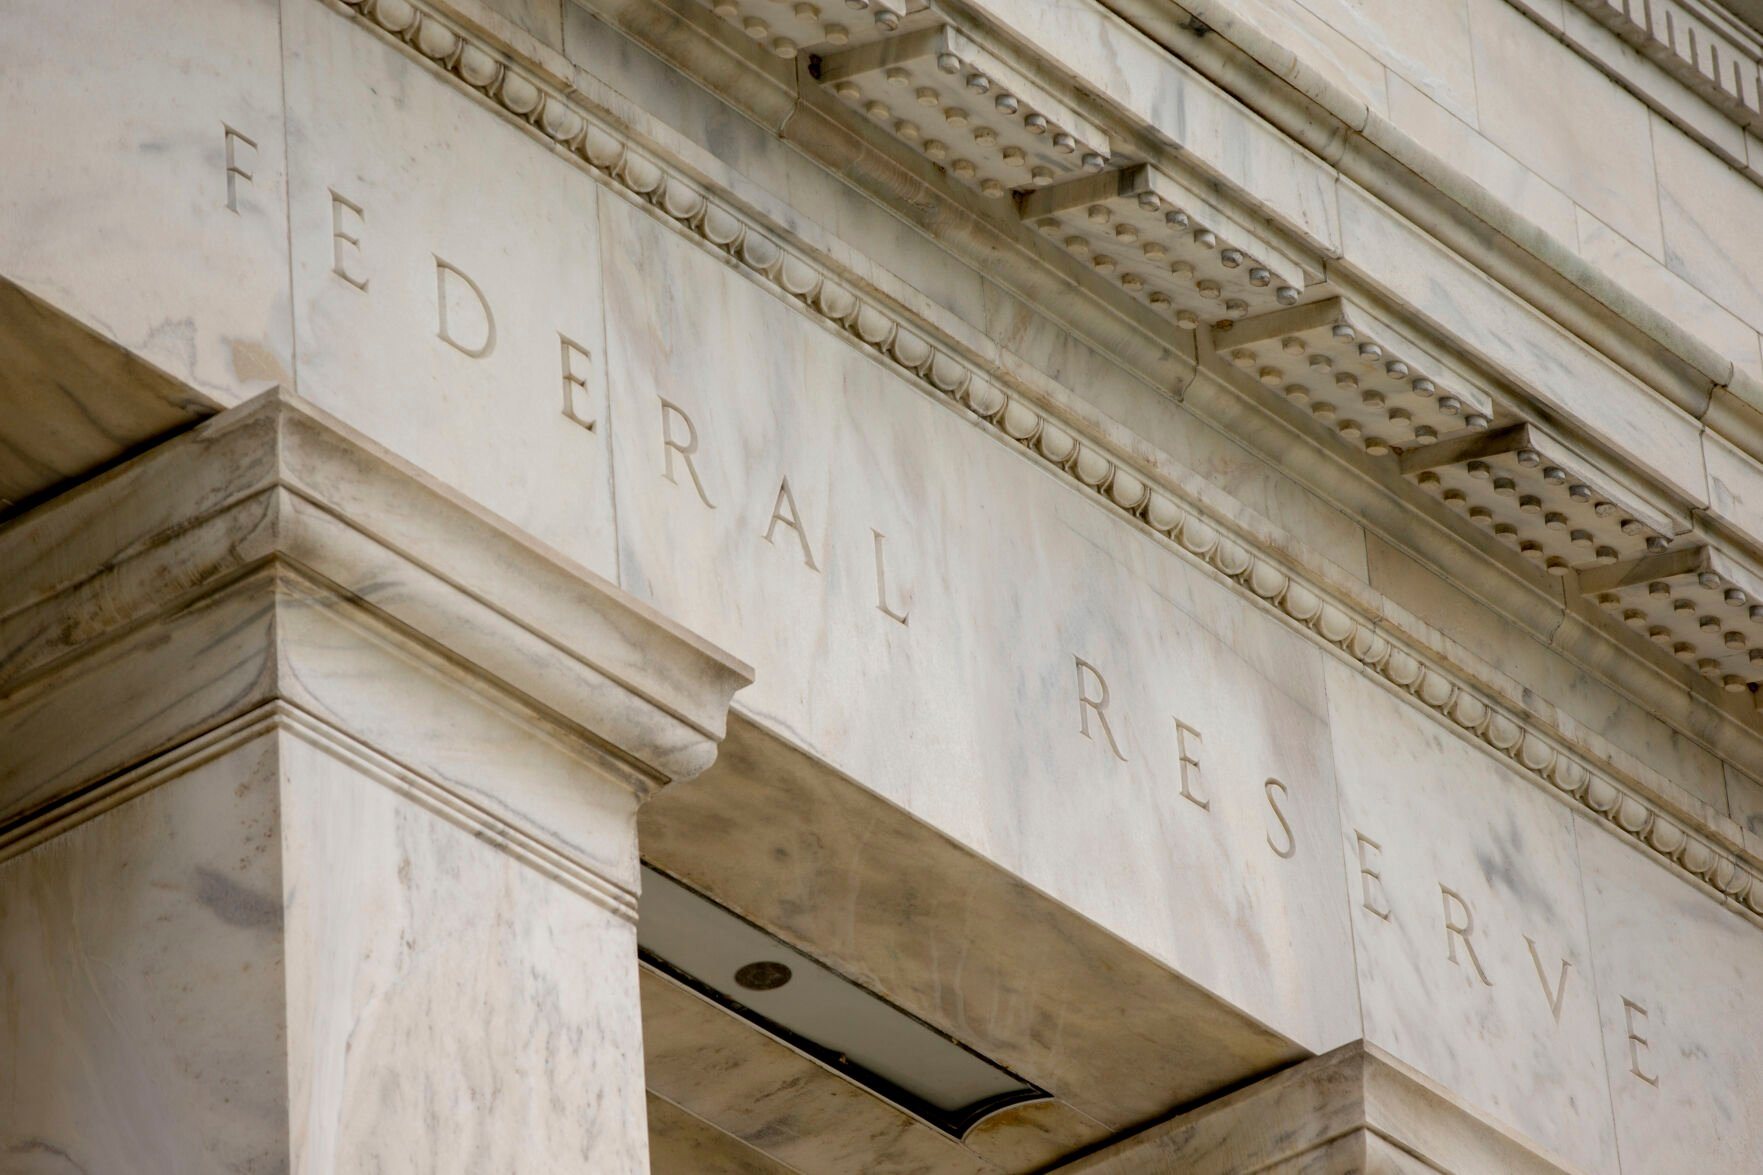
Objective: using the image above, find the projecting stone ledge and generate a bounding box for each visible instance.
[1051,1041,1582,1174]
[0,387,754,803]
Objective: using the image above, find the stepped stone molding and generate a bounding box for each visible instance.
[1584,542,1763,688]
[818,25,1111,199]
[1022,164,1304,328]
[326,0,1763,922]
[1574,0,1763,131]
[1216,298,1491,459]
[1401,422,1680,577]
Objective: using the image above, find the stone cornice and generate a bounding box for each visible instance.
[1100,0,1763,437]
[316,0,1763,925]
[555,0,1763,719]
[0,389,754,786]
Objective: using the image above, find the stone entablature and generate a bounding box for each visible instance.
[9,0,1763,1168]
[314,0,1763,927]
[552,0,1763,700]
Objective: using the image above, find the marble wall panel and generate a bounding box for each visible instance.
[1704,430,1763,556]
[0,0,293,402]
[1383,74,1579,249]
[0,734,291,1173]
[473,0,567,50]
[1325,660,1620,1173]
[1575,813,1763,1173]
[1724,763,1763,847]
[279,729,650,1171]
[639,969,994,1172]
[1468,0,1665,257]
[281,0,618,574]
[1556,5,1750,166]
[274,580,644,888]
[1575,206,1763,384]
[1654,112,1763,334]
[646,1092,796,1175]
[1237,0,1393,118]
[1297,0,1477,121]
[602,193,1360,1051]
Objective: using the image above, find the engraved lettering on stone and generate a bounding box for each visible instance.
[559,334,595,431]
[871,529,910,625]
[434,257,497,359]
[1074,657,1127,762]
[763,476,819,571]
[1173,719,1208,810]
[659,399,714,509]
[1439,885,1494,987]
[329,189,369,292]
[1264,777,1296,859]
[222,124,256,214]
[1524,935,1571,1024]
[1622,997,1660,1087]
[1355,831,1392,921]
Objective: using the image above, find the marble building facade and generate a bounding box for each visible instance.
[5,0,1763,1170]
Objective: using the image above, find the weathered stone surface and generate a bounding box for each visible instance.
[6,0,1763,1169]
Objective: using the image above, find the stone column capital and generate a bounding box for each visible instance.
[0,388,752,822]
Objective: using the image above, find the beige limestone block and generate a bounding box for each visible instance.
[1233,0,1393,118]
[1575,812,1763,1172]
[1384,73,1579,248]
[1704,429,1763,555]
[1297,0,1478,121]
[1325,659,1620,1172]
[1576,206,1763,384]
[1655,112,1763,334]
[1468,0,1664,256]
[601,192,1361,1056]
[281,0,618,574]
[0,0,293,403]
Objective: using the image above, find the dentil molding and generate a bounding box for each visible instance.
[1573,0,1763,134]
[325,0,1763,925]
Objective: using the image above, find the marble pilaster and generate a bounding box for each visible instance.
[0,389,750,1171]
